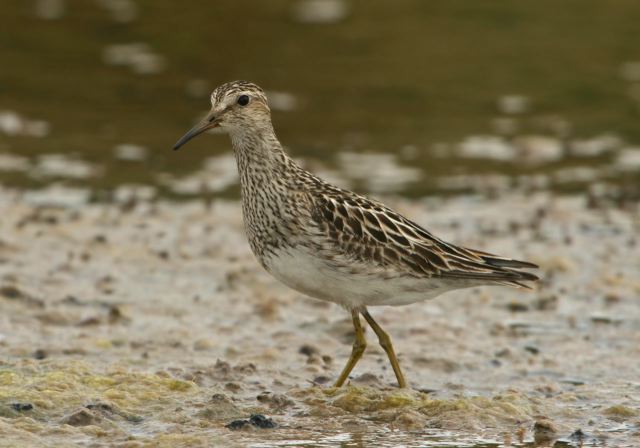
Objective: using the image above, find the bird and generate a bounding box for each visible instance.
[173,80,539,388]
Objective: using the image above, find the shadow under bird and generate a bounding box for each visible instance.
[173,80,539,388]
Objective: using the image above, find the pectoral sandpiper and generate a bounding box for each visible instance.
[173,80,539,388]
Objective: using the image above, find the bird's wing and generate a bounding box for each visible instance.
[309,192,538,287]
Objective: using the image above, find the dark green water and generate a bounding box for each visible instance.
[1,0,639,199]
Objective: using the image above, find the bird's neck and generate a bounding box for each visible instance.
[229,125,304,256]
[230,125,296,188]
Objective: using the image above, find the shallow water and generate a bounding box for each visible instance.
[1,0,640,198]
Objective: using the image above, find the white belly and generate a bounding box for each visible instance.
[263,246,461,308]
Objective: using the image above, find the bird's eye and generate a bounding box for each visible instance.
[237,95,250,106]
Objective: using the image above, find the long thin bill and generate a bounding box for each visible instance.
[172,121,211,150]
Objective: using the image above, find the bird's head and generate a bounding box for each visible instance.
[173,80,271,150]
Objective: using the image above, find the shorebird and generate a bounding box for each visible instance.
[173,81,538,388]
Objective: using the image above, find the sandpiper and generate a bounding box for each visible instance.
[173,80,538,388]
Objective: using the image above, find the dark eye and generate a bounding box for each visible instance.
[237,95,250,106]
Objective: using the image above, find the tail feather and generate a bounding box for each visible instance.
[443,269,539,284]
[441,249,539,287]
[474,251,539,269]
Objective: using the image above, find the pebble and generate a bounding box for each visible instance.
[249,414,276,429]
[560,378,586,386]
[568,428,587,443]
[33,349,48,360]
[603,293,621,305]
[225,414,276,430]
[590,314,622,325]
[225,419,251,430]
[0,285,44,308]
[506,301,529,312]
[60,408,101,426]
[299,344,319,356]
[312,375,331,384]
[256,392,294,409]
[353,372,381,385]
[11,403,34,412]
[532,294,558,311]
[198,394,243,421]
[84,402,142,422]
[193,338,215,351]
[107,304,128,324]
[224,382,242,393]
[1,285,26,299]
[524,345,540,355]
[533,417,558,445]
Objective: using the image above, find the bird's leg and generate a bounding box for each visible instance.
[333,308,367,387]
[361,309,407,388]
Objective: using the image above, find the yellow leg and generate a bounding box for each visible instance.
[361,309,407,388]
[333,309,367,387]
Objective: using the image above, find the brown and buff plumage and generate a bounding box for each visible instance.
[173,80,539,388]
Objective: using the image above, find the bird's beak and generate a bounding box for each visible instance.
[173,110,219,151]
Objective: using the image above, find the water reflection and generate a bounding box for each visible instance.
[246,427,558,448]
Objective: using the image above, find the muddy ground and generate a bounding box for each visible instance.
[0,186,639,447]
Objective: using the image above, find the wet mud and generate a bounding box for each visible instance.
[0,187,638,446]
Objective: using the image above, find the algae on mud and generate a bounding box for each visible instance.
[0,186,639,446]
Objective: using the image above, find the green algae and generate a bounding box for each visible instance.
[0,371,21,386]
[0,360,198,422]
[0,359,266,446]
[322,385,426,413]
[166,379,193,391]
[196,394,244,421]
[418,394,538,429]
[292,385,541,431]
[603,405,638,421]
